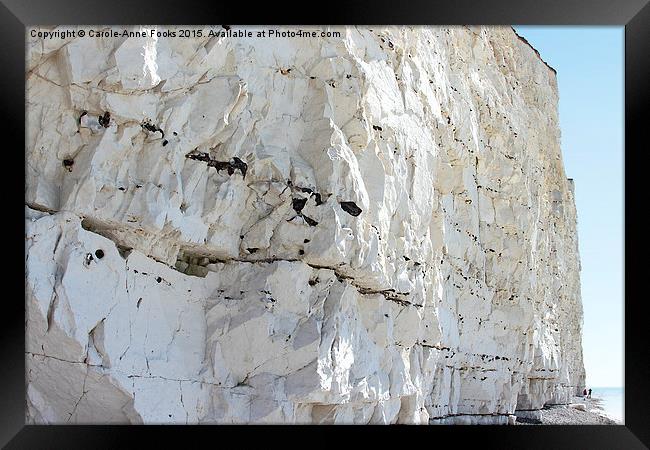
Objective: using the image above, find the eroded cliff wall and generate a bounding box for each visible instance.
[25,25,585,424]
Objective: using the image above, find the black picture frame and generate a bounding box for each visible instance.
[3,0,647,447]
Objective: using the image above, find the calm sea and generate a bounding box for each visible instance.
[591,387,624,424]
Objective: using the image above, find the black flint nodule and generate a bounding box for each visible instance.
[340,201,362,216]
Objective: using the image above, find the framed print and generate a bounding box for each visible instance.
[2,0,647,447]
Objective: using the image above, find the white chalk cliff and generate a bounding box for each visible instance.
[25,26,585,424]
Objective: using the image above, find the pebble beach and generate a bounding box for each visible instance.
[516,396,619,425]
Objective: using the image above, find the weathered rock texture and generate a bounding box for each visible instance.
[25,25,585,424]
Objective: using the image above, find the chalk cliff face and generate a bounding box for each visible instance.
[25,25,585,424]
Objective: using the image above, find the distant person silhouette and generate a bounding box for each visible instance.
[583,388,588,398]
[588,388,592,399]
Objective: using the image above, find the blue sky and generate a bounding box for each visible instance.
[513,26,624,388]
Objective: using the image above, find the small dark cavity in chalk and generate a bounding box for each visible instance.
[247,248,259,254]
[340,201,362,217]
[231,157,248,178]
[292,197,308,213]
[297,187,324,206]
[302,215,318,227]
[141,121,165,138]
[186,151,211,163]
[98,111,111,128]
[185,151,247,178]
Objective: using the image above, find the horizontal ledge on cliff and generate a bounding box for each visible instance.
[429,413,514,419]
[32,208,422,309]
[25,202,57,215]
